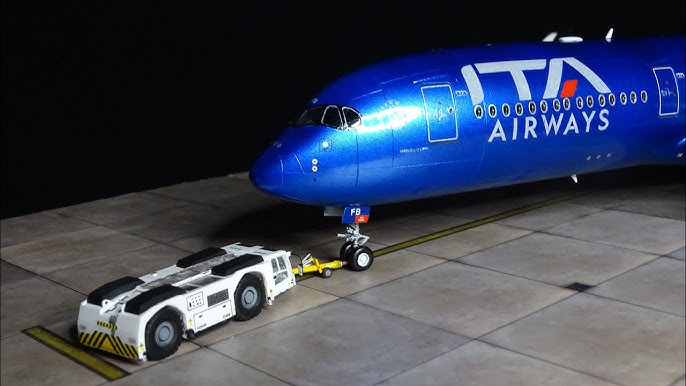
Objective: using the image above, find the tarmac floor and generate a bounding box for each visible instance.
[1,166,684,386]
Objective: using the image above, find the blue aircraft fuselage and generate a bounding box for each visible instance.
[250,36,685,208]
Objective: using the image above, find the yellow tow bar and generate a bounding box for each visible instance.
[292,255,344,278]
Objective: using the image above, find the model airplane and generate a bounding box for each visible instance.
[250,30,685,271]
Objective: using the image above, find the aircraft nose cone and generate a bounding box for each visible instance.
[249,151,284,193]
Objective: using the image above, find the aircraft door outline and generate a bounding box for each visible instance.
[420,84,458,142]
[653,67,679,117]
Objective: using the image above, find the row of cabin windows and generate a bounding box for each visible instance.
[474,90,648,119]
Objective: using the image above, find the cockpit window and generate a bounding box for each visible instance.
[294,106,325,127]
[342,106,361,127]
[322,105,342,127]
[293,104,362,130]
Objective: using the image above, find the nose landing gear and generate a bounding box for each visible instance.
[325,205,375,272]
[338,222,374,271]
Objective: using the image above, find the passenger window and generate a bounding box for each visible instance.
[488,104,497,118]
[474,105,484,118]
[540,100,548,113]
[563,98,571,110]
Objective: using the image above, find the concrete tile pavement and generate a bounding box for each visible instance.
[1,170,683,385]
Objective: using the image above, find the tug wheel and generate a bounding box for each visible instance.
[145,307,183,361]
[321,267,333,278]
[234,274,265,321]
[348,246,374,272]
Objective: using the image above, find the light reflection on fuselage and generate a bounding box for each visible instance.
[356,105,422,133]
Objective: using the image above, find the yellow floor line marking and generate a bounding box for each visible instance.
[23,326,129,381]
[374,191,587,257]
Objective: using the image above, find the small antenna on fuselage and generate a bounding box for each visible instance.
[542,32,558,42]
[605,28,614,42]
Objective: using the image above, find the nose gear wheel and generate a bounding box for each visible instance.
[338,223,373,271]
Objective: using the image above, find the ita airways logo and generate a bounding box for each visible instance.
[560,79,578,98]
[461,57,610,106]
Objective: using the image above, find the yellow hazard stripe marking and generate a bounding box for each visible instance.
[96,320,117,330]
[374,191,588,257]
[23,326,129,381]
[79,331,139,360]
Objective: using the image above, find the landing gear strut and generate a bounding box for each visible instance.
[338,223,374,271]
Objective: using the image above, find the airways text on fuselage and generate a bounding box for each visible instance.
[461,57,613,143]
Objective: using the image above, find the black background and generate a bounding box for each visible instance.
[2,1,685,219]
